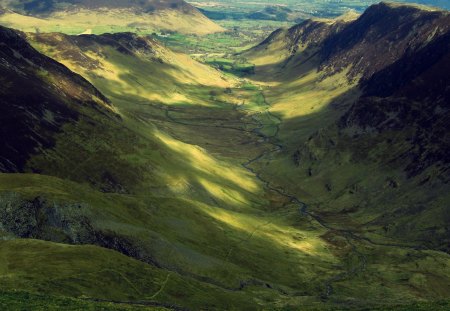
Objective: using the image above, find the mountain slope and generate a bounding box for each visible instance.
[0,0,224,35]
[0,25,113,172]
[319,2,450,80]
[27,31,231,105]
[243,2,450,252]
[233,2,450,303]
[245,2,448,79]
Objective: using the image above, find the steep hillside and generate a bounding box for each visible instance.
[0,0,224,35]
[243,11,358,70]
[27,31,231,103]
[0,25,113,173]
[309,18,450,251]
[319,2,450,80]
[244,2,450,254]
[245,2,447,79]
[234,1,450,302]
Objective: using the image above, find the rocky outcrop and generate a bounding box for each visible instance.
[0,192,162,267]
[0,192,93,242]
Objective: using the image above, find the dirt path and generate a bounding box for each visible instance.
[149,273,172,299]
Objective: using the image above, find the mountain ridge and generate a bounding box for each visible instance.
[2,0,196,15]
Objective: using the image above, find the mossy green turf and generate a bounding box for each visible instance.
[0,291,168,310]
[1,292,449,311]
[0,28,449,310]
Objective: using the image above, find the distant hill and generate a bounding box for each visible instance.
[2,0,194,14]
[199,5,311,22]
[0,0,224,35]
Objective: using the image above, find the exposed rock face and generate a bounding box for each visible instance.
[0,26,111,172]
[0,192,156,264]
[0,192,93,242]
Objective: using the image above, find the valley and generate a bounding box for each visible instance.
[0,1,449,310]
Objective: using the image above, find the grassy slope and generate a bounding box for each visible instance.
[241,4,450,250]
[0,291,168,310]
[0,238,258,310]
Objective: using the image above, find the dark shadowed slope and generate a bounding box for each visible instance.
[0,25,113,172]
[319,2,450,80]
